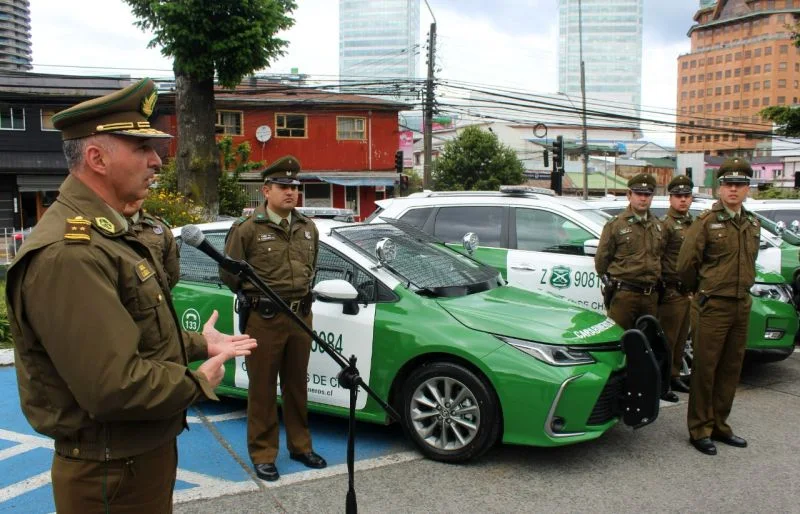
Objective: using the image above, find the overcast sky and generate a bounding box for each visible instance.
[29,0,699,145]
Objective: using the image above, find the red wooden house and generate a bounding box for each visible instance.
[156,84,410,220]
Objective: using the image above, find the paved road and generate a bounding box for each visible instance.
[175,351,800,514]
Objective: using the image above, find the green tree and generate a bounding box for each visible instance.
[217,136,264,216]
[760,105,800,136]
[432,126,525,191]
[125,0,296,217]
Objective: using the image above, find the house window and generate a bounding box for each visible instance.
[337,117,366,140]
[276,113,306,138]
[40,109,58,131]
[303,183,330,207]
[0,106,25,130]
[216,110,243,135]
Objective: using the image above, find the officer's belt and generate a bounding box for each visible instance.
[662,280,684,292]
[615,281,655,295]
[248,295,305,314]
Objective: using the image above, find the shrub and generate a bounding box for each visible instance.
[0,280,12,348]
[142,190,202,227]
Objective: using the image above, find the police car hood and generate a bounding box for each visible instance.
[436,286,623,345]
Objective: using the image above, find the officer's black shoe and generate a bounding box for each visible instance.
[254,463,279,481]
[690,437,717,456]
[290,451,327,469]
[711,433,748,448]
[661,391,680,403]
[670,377,691,393]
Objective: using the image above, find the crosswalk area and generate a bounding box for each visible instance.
[0,367,417,513]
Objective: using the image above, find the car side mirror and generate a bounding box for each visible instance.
[583,238,600,256]
[462,232,479,255]
[312,279,360,315]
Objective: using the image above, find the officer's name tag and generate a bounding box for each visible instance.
[674,225,684,230]
[258,234,276,242]
[710,223,725,229]
[135,259,155,282]
[619,228,632,235]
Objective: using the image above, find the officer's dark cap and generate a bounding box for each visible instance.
[668,175,693,195]
[52,78,172,141]
[627,173,656,193]
[717,157,752,184]
[262,155,301,185]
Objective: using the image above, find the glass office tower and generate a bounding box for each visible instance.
[558,0,643,126]
[339,0,420,83]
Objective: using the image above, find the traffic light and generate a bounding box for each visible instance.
[542,149,549,168]
[552,135,564,171]
[394,150,404,174]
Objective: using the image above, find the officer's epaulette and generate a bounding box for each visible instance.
[697,209,712,219]
[153,214,171,229]
[233,214,250,226]
[64,216,91,243]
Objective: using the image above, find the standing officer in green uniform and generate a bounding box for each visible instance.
[125,198,180,288]
[595,173,664,330]
[678,158,759,456]
[657,175,694,395]
[5,78,257,513]
[221,155,325,482]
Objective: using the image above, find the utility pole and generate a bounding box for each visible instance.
[423,21,436,190]
[579,0,589,199]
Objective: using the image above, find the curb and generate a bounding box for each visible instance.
[0,348,13,367]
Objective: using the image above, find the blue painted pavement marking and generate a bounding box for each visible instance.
[0,367,416,512]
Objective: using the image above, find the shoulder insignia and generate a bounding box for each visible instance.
[233,215,250,226]
[134,259,155,282]
[153,215,171,229]
[656,224,662,232]
[64,216,91,243]
[95,217,116,234]
[254,213,267,222]
[697,209,711,219]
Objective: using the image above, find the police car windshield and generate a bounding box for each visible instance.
[573,207,612,226]
[330,223,502,297]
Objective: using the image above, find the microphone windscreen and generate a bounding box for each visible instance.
[181,224,205,248]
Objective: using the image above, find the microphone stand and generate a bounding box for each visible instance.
[225,258,400,514]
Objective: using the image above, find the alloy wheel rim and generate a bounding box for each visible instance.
[409,376,480,450]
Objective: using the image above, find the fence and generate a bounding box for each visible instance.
[1,228,25,265]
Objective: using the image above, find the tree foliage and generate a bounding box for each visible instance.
[124,0,296,218]
[432,126,525,191]
[218,136,264,216]
[760,105,800,136]
[125,0,296,89]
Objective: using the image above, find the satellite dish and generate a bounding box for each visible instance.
[255,125,272,143]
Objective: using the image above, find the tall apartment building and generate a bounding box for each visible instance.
[0,0,31,71]
[558,0,644,126]
[676,0,800,157]
[339,0,420,84]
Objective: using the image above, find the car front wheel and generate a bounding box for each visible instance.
[401,362,500,463]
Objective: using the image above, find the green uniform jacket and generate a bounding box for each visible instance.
[220,202,319,299]
[661,207,693,285]
[594,206,664,286]
[677,201,760,298]
[131,210,179,289]
[5,175,216,461]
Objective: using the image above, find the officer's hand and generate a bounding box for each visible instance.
[197,352,233,389]
[203,310,258,358]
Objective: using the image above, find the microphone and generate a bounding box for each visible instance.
[181,224,246,275]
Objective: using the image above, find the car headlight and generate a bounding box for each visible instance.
[750,283,793,303]
[496,336,596,366]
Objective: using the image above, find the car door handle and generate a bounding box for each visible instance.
[510,265,537,271]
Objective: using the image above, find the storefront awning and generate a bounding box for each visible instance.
[297,171,398,187]
[17,174,66,192]
[318,177,396,187]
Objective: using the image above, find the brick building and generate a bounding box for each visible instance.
[676,0,800,157]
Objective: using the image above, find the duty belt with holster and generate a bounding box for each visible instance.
[601,275,657,309]
[662,280,688,295]
[247,293,312,318]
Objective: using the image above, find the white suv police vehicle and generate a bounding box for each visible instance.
[368,187,798,362]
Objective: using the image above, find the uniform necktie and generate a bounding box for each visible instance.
[733,214,740,224]
[280,218,289,231]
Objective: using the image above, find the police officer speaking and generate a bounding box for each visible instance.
[221,155,325,482]
[678,158,760,456]
[657,175,694,396]
[594,173,664,331]
[5,78,257,513]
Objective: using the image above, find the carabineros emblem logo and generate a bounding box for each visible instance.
[550,265,571,289]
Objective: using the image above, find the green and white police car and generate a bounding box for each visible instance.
[172,218,663,462]
[370,188,798,363]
